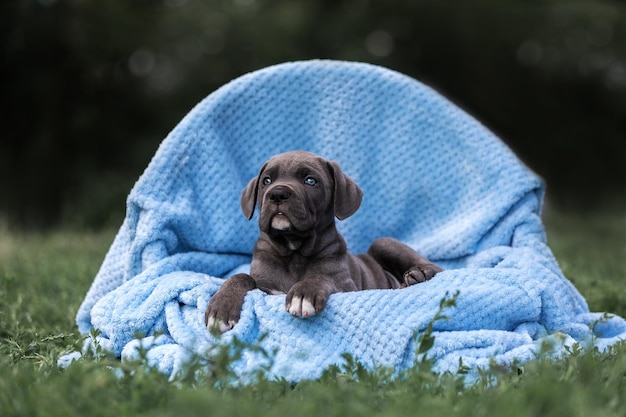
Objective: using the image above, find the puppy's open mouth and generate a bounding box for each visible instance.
[271,212,291,232]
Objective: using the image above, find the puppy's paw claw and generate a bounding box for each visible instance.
[206,316,235,334]
[403,264,442,287]
[286,295,317,318]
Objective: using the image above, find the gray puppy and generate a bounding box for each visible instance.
[205,151,442,332]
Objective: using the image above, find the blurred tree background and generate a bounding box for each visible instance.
[1,0,625,229]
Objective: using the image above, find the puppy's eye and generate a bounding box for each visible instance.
[263,177,272,186]
[304,176,317,186]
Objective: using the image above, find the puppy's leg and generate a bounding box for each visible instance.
[205,273,257,333]
[368,237,442,287]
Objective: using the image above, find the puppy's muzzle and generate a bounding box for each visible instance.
[266,185,294,232]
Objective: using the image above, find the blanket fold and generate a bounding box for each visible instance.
[68,60,626,382]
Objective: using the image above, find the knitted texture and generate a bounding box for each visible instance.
[66,60,626,381]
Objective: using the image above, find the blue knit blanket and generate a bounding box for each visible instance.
[65,60,626,382]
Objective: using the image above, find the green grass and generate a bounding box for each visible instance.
[1,205,626,417]
[543,203,626,319]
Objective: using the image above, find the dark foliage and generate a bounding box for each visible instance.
[2,0,625,228]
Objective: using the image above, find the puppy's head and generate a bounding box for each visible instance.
[240,151,363,237]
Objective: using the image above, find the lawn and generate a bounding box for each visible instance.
[1,203,625,417]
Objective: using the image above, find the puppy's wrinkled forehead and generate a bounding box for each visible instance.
[263,151,329,179]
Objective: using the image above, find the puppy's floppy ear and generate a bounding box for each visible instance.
[328,160,363,220]
[240,177,259,220]
[240,163,268,220]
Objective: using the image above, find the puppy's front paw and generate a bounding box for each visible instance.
[285,279,332,318]
[204,273,256,333]
[402,263,442,287]
[205,292,242,334]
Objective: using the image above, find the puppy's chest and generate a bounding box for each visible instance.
[276,256,311,287]
[253,254,320,293]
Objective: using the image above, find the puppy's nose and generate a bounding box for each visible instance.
[268,186,292,204]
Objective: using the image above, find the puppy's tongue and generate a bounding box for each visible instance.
[271,213,291,231]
